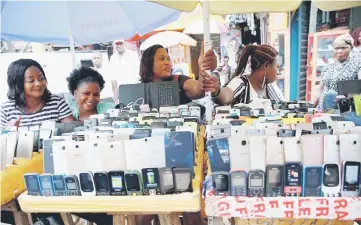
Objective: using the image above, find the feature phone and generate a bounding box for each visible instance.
[24,173,42,196]
[265,165,284,197]
[212,172,229,195]
[108,171,127,196]
[341,161,360,197]
[142,168,161,195]
[322,162,341,197]
[173,168,192,193]
[229,170,247,196]
[302,167,322,197]
[52,174,67,196]
[94,172,110,196]
[39,174,55,196]
[248,170,265,197]
[79,172,96,196]
[159,167,175,194]
[125,171,143,196]
[284,162,303,197]
[64,175,81,196]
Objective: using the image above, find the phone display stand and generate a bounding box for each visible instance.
[17,127,206,225]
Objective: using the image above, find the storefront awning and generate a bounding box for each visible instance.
[150,0,303,14]
[313,0,361,11]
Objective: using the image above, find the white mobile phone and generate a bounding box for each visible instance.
[78,172,96,196]
[322,162,341,197]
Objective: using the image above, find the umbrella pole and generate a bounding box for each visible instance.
[202,1,213,123]
[68,35,77,69]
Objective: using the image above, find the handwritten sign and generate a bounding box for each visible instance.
[205,191,361,220]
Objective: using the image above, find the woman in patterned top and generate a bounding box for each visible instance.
[213,44,284,105]
[0,59,74,128]
[316,34,361,111]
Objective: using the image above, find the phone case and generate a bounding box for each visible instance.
[255,123,276,130]
[350,127,361,134]
[231,126,247,136]
[99,141,127,171]
[5,132,18,165]
[228,136,250,171]
[16,131,34,159]
[266,136,284,165]
[301,135,324,166]
[283,137,302,162]
[246,129,265,136]
[329,121,355,129]
[339,134,361,162]
[249,136,267,170]
[333,129,349,135]
[183,122,198,136]
[323,135,340,163]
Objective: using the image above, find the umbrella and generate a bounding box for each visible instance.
[140,31,197,51]
[1,0,180,67]
[183,20,229,34]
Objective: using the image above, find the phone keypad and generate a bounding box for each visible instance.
[69,191,81,196]
[249,188,264,197]
[55,191,67,196]
[230,188,247,196]
[266,188,283,197]
[304,188,322,197]
[284,186,302,197]
[96,191,110,196]
[41,190,54,196]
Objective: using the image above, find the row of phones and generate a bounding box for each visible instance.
[212,161,360,197]
[24,167,192,197]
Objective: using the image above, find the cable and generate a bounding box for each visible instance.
[125,97,144,111]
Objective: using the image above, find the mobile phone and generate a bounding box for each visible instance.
[341,161,360,197]
[94,172,110,196]
[125,171,143,196]
[158,167,175,195]
[64,175,81,196]
[52,174,67,196]
[302,166,322,197]
[284,162,303,197]
[229,170,247,196]
[39,174,55,196]
[248,170,265,197]
[265,165,284,197]
[78,172,96,196]
[212,172,229,195]
[173,168,192,193]
[322,162,341,197]
[108,171,127,196]
[24,173,42,196]
[84,118,98,128]
[142,168,161,195]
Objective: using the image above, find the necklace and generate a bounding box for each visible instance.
[23,101,43,113]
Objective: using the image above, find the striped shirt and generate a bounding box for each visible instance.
[226,75,284,106]
[0,95,72,128]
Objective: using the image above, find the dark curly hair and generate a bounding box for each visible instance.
[139,44,165,83]
[7,59,51,109]
[66,66,105,95]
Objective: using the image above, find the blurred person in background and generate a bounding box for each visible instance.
[91,51,114,102]
[316,34,361,111]
[108,39,140,101]
[217,55,232,84]
[351,26,361,53]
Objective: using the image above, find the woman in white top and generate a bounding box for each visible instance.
[213,44,284,105]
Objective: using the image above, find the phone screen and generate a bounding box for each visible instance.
[305,168,321,188]
[323,164,339,187]
[286,164,301,186]
[80,173,94,192]
[125,174,140,191]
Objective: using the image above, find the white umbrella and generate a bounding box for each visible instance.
[140,31,197,50]
[183,20,229,34]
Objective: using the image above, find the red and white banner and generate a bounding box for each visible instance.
[205,191,361,220]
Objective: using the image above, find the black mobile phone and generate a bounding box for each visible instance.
[265,165,284,197]
[229,171,247,196]
[284,162,303,197]
[94,172,110,196]
[64,175,81,196]
[173,168,192,193]
[212,172,229,195]
[142,168,161,195]
[108,171,127,196]
[248,170,265,197]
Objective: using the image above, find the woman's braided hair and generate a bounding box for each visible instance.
[231,44,278,79]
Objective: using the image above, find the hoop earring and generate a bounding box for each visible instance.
[262,70,266,88]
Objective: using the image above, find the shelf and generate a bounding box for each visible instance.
[18,191,201,213]
[204,191,361,220]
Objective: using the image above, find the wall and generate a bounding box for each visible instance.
[350,6,361,32]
